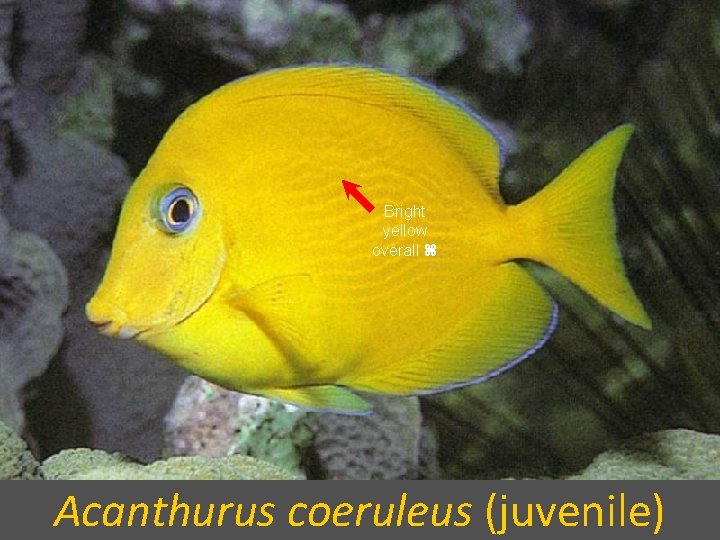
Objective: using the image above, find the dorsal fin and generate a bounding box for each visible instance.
[206,64,505,204]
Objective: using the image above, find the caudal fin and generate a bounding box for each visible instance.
[508,125,651,329]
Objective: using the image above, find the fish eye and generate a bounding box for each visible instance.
[157,186,200,234]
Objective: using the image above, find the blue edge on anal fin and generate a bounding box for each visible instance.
[291,299,559,414]
[414,298,560,396]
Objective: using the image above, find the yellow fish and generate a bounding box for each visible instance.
[86,65,651,414]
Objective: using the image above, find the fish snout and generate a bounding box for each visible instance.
[86,300,143,340]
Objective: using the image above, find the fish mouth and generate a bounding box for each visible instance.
[86,294,203,341]
[85,248,224,342]
[91,319,147,340]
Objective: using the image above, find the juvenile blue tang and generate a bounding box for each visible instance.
[86,65,651,413]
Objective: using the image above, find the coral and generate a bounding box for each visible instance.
[17,0,90,91]
[147,455,298,480]
[457,0,532,74]
[42,448,298,480]
[123,0,469,76]
[0,1,16,63]
[164,376,312,477]
[0,420,41,479]
[8,130,128,272]
[575,0,637,10]
[364,4,464,76]
[570,430,720,480]
[0,59,12,122]
[0,1,15,183]
[164,377,245,458]
[41,448,128,479]
[0,0,189,461]
[2,125,175,458]
[275,0,361,64]
[126,0,363,69]
[112,21,163,99]
[310,394,437,479]
[163,378,438,479]
[240,0,295,49]
[54,59,115,145]
[0,211,68,431]
[0,0,14,94]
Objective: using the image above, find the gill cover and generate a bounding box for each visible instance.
[86,180,226,336]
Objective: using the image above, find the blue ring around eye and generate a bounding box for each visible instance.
[158,186,200,234]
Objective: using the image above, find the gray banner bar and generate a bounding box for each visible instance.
[0,481,713,538]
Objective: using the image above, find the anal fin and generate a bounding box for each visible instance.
[343,262,556,396]
[260,385,372,415]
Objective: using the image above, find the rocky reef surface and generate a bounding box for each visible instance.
[163,377,438,479]
[570,430,720,480]
[4,417,718,480]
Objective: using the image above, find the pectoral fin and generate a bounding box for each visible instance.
[261,385,372,415]
[227,274,317,361]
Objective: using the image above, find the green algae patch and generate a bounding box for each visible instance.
[0,421,42,479]
[571,429,720,480]
[42,448,298,480]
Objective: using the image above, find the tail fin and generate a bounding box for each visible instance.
[507,125,651,329]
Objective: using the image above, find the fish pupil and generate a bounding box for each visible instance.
[170,197,191,225]
[156,186,198,234]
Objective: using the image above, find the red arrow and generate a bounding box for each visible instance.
[342,180,375,213]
